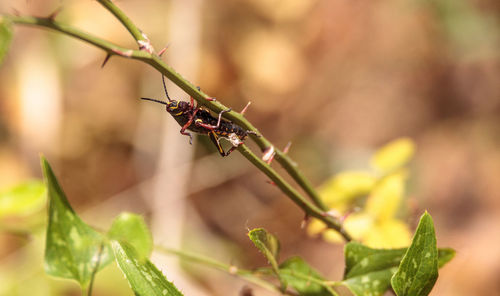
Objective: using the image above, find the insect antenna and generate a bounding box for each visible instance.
[162,74,172,102]
[140,97,168,105]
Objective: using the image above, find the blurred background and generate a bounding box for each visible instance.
[1,0,500,295]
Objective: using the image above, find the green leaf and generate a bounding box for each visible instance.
[391,212,438,296]
[437,248,455,268]
[248,228,287,291]
[0,17,13,65]
[108,212,153,259]
[343,268,397,296]
[0,180,46,218]
[343,243,405,295]
[41,156,113,288]
[248,228,280,272]
[112,241,183,296]
[279,256,336,296]
[342,241,454,296]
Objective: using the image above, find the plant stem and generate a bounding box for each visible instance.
[278,270,339,296]
[87,242,104,296]
[156,246,297,295]
[95,0,329,212]
[5,14,350,241]
[6,16,145,59]
[238,144,351,241]
[97,0,149,48]
[275,151,329,210]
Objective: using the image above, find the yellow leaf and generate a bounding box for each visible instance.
[363,219,411,248]
[318,171,376,208]
[0,180,46,218]
[321,229,344,243]
[306,218,327,236]
[344,213,373,238]
[365,172,407,221]
[322,213,374,243]
[371,138,415,173]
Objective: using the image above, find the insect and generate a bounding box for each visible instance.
[141,76,258,157]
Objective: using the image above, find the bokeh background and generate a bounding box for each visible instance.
[1,0,500,295]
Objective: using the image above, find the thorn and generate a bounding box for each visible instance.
[283,141,292,154]
[111,48,133,58]
[321,209,342,219]
[47,7,62,21]
[266,180,276,186]
[12,8,20,16]
[194,86,217,102]
[139,32,154,53]
[240,101,251,115]
[158,47,167,57]
[339,209,356,223]
[244,220,251,232]
[301,214,309,229]
[262,146,275,165]
[157,43,170,57]
[101,54,112,68]
[138,39,154,54]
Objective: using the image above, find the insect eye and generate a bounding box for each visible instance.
[166,101,177,111]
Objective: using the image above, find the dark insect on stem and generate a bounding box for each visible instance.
[141,76,258,157]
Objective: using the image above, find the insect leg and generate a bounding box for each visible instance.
[179,108,199,145]
[195,108,232,130]
[224,145,239,157]
[208,131,227,157]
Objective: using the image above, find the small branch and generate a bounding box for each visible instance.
[278,270,339,296]
[87,242,104,296]
[7,16,148,60]
[156,246,297,295]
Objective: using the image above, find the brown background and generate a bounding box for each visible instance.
[1,0,500,295]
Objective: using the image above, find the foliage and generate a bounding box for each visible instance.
[308,138,415,248]
[247,219,453,296]
[391,212,439,296]
[41,156,114,287]
[279,257,332,296]
[248,228,281,273]
[0,17,12,65]
[40,156,181,295]
[0,180,46,218]
[0,156,449,296]
[113,241,183,296]
[341,214,453,296]
[0,3,455,295]
[108,212,153,259]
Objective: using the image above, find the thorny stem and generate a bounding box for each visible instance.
[97,0,151,51]
[156,246,298,295]
[4,10,350,241]
[238,145,351,241]
[96,0,329,213]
